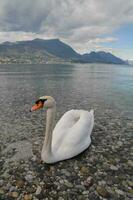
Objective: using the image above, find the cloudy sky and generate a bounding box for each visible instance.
[0,0,133,59]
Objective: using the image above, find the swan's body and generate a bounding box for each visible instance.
[31,96,94,163]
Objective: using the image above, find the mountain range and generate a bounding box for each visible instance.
[0,38,127,64]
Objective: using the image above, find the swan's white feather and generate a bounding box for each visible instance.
[51,109,94,161]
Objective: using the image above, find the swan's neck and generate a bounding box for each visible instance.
[42,106,56,159]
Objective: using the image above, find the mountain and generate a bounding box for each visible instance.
[30,38,81,59]
[0,38,126,64]
[82,51,126,64]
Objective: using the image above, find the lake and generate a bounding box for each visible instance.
[0,63,133,116]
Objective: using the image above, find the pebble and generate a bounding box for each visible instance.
[98,180,106,186]
[9,191,19,198]
[35,186,42,195]
[64,180,73,188]
[0,179,4,186]
[80,166,89,175]
[129,189,133,194]
[15,179,25,188]
[127,181,133,187]
[127,160,133,167]
[96,186,110,198]
[75,185,86,190]
[115,189,125,195]
[110,165,118,171]
[83,176,94,188]
[25,174,34,182]
[117,141,123,146]
[23,194,32,200]
[31,155,37,161]
[5,182,12,191]
[60,169,71,177]
[0,188,4,194]
[9,186,17,192]
[82,190,89,195]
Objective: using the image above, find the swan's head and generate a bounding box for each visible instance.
[30,96,56,111]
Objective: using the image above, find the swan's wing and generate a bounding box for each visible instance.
[52,109,94,157]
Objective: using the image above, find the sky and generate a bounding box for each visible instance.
[0,0,133,60]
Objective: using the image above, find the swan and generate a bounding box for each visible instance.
[30,96,94,163]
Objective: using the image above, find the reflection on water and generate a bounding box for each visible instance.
[0,63,133,143]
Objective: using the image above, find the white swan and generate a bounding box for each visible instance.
[30,96,94,163]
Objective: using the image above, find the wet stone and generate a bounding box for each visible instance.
[116,189,126,197]
[25,174,34,183]
[0,180,4,187]
[9,186,17,192]
[110,165,118,171]
[35,186,42,195]
[23,194,32,200]
[127,181,133,187]
[83,176,94,188]
[80,166,90,175]
[129,189,133,194]
[15,179,25,188]
[75,185,86,190]
[0,188,5,195]
[96,186,110,198]
[64,180,73,188]
[5,183,12,191]
[9,191,19,198]
[127,160,133,167]
[60,169,71,177]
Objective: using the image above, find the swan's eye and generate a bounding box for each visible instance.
[35,100,40,105]
[35,99,47,105]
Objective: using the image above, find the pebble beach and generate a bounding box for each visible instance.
[0,106,133,200]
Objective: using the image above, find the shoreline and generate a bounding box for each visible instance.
[0,61,129,66]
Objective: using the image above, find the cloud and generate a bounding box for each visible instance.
[0,0,133,53]
[88,37,118,44]
[81,37,118,54]
[0,31,51,43]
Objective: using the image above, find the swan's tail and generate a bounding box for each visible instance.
[90,109,94,115]
[89,109,94,135]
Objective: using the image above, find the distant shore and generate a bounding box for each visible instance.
[0,60,129,65]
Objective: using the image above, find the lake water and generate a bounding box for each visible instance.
[0,63,133,144]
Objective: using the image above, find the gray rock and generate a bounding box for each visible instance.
[9,192,19,198]
[75,185,86,190]
[110,165,118,170]
[0,188,5,195]
[64,180,73,188]
[96,186,110,198]
[25,174,33,183]
[60,169,71,177]
[9,186,17,192]
[127,160,133,167]
[115,189,125,196]
[5,183,12,191]
[0,179,4,187]
[35,186,42,195]
[83,176,94,188]
[82,190,89,195]
[117,141,123,146]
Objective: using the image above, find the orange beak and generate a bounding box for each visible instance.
[30,101,43,112]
